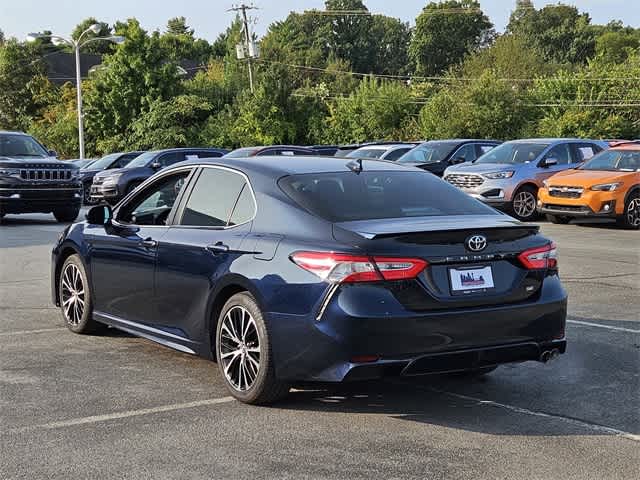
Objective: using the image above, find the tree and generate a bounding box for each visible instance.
[161,17,211,62]
[83,19,181,153]
[71,18,113,55]
[409,0,494,76]
[29,83,79,158]
[0,40,50,131]
[507,3,596,65]
[127,95,213,149]
[595,30,640,64]
[460,34,557,83]
[323,78,418,143]
[416,72,535,140]
[0,29,5,46]
[167,17,194,36]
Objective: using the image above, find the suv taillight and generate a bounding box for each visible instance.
[518,243,558,270]
[290,252,428,283]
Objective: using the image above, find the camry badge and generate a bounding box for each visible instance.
[466,235,487,252]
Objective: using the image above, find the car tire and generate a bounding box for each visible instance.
[215,292,289,405]
[546,214,571,224]
[617,192,640,230]
[58,254,102,334]
[53,207,80,223]
[510,186,538,221]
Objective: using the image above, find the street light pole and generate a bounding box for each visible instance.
[27,26,125,159]
[74,44,85,160]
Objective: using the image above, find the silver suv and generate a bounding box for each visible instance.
[443,138,609,220]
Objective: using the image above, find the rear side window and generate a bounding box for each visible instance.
[279,171,496,222]
[180,168,249,227]
[229,185,256,226]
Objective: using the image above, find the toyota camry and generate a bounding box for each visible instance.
[51,156,567,404]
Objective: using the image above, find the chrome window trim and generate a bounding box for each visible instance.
[173,164,258,231]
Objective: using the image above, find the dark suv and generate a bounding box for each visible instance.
[0,131,82,222]
[397,139,502,176]
[91,148,227,205]
[78,151,144,204]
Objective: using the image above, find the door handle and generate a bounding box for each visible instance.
[140,238,157,249]
[206,242,229,254]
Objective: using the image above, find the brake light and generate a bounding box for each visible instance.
[290,252,428,283]
[518,243,558,270]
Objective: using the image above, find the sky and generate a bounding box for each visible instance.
[1,0,638,43]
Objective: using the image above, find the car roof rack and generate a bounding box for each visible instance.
[609,140,640,147]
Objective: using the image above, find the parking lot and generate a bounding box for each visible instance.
[1,212,638,479]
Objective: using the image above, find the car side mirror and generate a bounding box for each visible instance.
[542,157,558,167]
[150,162,162,170]
[48,149,57,158]
[86,205,113,226]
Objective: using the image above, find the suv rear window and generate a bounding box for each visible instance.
[279,171,496,222]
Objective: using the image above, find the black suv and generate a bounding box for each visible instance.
[397,139,502,176]
[0,131,81,222]
[91,148,228,205]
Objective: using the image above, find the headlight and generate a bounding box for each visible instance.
[0,168,21,177]
[590,182,622,192]
[483,171,515,179]
[542,179,550,188]
[101,174,122,185]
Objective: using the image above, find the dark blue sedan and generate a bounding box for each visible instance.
[51,156,567,404]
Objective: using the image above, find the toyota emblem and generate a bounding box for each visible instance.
[466,234,487,252]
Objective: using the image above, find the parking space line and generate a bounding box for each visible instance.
[0,327,66,337]
[567,320,640,334]
[10,397,235,434]
[429,388,640,442]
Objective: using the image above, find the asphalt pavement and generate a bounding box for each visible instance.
[1,212,638,479]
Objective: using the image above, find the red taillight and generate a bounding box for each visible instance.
[518,242,558,270]
[290,252,428,283]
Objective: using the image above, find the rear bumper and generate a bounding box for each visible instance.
[269,276,568,382]
[0,186,82,214]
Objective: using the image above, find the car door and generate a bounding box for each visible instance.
[88,168,193,324]
[154,166,256,340]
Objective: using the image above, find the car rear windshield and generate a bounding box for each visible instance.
[579,149,640,171]
[475,142,548,164]
[279,171,496,222]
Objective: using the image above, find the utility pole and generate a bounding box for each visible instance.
[228,3,258,93]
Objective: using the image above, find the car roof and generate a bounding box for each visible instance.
[151,147,226,154]
[505,138,600,144]
[611,142,640,150]
[175,155,418,177]
[0,130,29,136]
[353,144,414,151]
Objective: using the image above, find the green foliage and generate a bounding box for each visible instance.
[417,72,536,140]
[127,95,213,149]
[410,0,494,76]
[28,83,79,158]
[595,30,640,64]
[0,40,50,131]
[160,17,212,63]
[323,78,418,144]
[507,3,596,65]
[83,19,181,153]
[532,54,640,138]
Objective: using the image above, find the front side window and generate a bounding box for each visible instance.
[544,144,572,164]
[451,144,477,163]
[279,171,496,222]
[158,152,185,168]
[383,148,411,161]
[476,142,549,164]
[180,168,251,227]
[117,171,190,226]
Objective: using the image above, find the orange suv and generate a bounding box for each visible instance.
[538,142,640,229]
